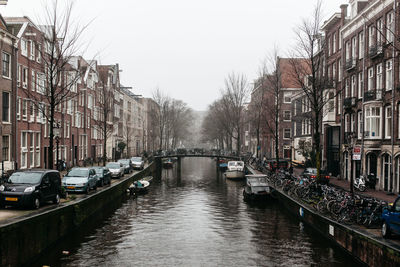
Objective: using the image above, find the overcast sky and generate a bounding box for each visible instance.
[1,0,346,110]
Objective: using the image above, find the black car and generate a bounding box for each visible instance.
[0,169,62,209]
[93,167,112,187]
[301,168,330,184]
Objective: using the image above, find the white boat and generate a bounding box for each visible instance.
[243,174,272,201]
[225,161,245,180]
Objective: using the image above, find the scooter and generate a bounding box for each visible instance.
[354,175,366,192]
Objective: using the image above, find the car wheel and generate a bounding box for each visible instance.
[382,221,391,238]
[33,197,40,209]
[85,186,90,194]
[100,179,104,187]
[94,184,97,191]
[53,194,60,204]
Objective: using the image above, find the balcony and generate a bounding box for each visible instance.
[345,58,356,71]
[363,90,383,102]
[343,132,356,145]
[343,97,356,109]
[369,45,383,58]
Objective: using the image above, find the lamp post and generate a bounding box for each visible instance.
[54,126,60,171]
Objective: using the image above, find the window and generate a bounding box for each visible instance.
[21,38,28,56]
[283,92,291,103]
[345,114,350,133]
[368,25,374,48]
[376,64,382,90]
[386,60,393,91]
[327,37,331,56]
[2,52,11,78]
[17,65,21,87]
[22,67,28,88]
[29,132,34,167]
[358,111,362,139]
[338,59,342,81]
[2,136,9,161]
[283,129,291,139]
[352,37,357,59]
[358,72,363,99]
[37,73,45,94]
[31,70,35,91]
[359,31,364,59]
[35,132,40,166]
[365,106,381,138]
[16,97,20,120]
[345,41,351,60]
[351,75,356,97]
[387,12,394,43]
[338,93,342,115]
[339,32,342,49]
[333,32,337,53]
[283,110,291,121]
[332,62,336,80]
[345,79,349,98]
[377,18,383,45]
[22,99,27,120]
[29,40,35,60]
[29,101,35,122]
[385,106,392,139]
[328,91,335,112]
[37,43,42,63]
[21,132,27,168]
[2,92,9,122]
[368,67,374,91]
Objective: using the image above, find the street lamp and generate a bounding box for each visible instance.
[54,126,60,171]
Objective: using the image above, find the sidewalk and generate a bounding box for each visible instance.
[293,167,398,203]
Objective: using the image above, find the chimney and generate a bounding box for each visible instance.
[340,4,348,18]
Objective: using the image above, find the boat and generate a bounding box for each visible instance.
[128,179,150,195]
[141,176,153,184]
[225,161,245,180]
[218,159,228,171]
[243,174,273,201]
[162,158,173,169]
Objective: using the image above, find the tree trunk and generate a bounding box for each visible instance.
[256,128,260,158]
[314,110,321,181]
[48,105,55,169]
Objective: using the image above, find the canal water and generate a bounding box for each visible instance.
[36,158,359,266]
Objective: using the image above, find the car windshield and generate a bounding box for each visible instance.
[67,169,89,177]
[118,160,129,164]
[93,168,103,174]
[107,163,120,168]
[8,172,42,184]
[132,157,142,162]
[306,168,317,174]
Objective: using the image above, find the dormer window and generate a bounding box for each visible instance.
[21,38,28,56]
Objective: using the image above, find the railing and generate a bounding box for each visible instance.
[363,90,383,102]
[343,97,356,109]
[345,58,356,71]
[369,44,383,58]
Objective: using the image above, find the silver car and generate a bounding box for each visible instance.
[106,162,124,178]
[131,157,144,170]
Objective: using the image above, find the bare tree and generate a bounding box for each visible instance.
[22,0,91,169]
[220,72,250,155]
[93,66,114,166]
[288,0,333,180]
[123,117,134,157]
[151,88,172,151]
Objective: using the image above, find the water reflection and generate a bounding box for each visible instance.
[36,158,359,267]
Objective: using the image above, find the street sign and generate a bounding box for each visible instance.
[353,146,361,160]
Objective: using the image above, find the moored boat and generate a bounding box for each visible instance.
[162,158,173,169]
[128,179,150,195]
[218,159,228,171]
[243,174,272,201]
[225,161,245,180]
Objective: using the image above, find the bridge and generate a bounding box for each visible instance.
[152,154,245,178]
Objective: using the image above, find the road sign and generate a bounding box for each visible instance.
[353,146,361,160]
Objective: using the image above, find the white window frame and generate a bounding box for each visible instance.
[2,52,11,79]
[376,64,383,90]
[368,67,374,91]
[283,110,291,121]
[385,105,392,139]
[365,106,382,139]
[359,31,364,59]
[283,128,291,139]
[386,60,393,91]
[283,92,291,103]
[21,38,28,57]
[358,72,363,99]
[358,111,362,139]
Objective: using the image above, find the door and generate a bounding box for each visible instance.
[390,198,400,234]
[383,154,391,191]
[40,174,52,201]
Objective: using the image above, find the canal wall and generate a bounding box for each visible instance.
[0,163,156,267]
[273,187,400,266]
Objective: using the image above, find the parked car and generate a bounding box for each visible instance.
[131,157,144,170]
[92,167,112,187]
[0,169,62,209]
[265,160,289,172]
[382,197,400,238]
[106,162,124,178]
[62,168,98,194]
[301,168,330,184]
[118,159,133,174]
